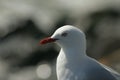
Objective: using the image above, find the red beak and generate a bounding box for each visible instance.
[40,37,58,45]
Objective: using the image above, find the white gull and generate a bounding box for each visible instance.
[40,25,120,80]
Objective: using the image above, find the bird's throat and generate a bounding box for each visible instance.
[58,48,86,65]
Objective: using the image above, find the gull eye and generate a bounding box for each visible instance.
[61,32,68,37]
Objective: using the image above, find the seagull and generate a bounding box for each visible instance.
[40,25,120,80]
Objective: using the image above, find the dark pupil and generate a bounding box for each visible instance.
[61,33,67,37]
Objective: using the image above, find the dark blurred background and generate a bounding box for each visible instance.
[0,0,120,80]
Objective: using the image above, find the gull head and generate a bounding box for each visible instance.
[40,25,86,50]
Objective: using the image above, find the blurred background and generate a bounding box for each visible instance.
[0,0,120,80]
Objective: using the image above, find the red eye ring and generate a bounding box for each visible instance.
[61,32,68,37]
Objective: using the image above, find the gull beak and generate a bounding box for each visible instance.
[40,37,58,45]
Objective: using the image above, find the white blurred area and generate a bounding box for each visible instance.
[36,63,52,79]
[0,0,120,33]
[0,0,119,80]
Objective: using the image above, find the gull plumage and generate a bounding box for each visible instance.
[40,25,120,80]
